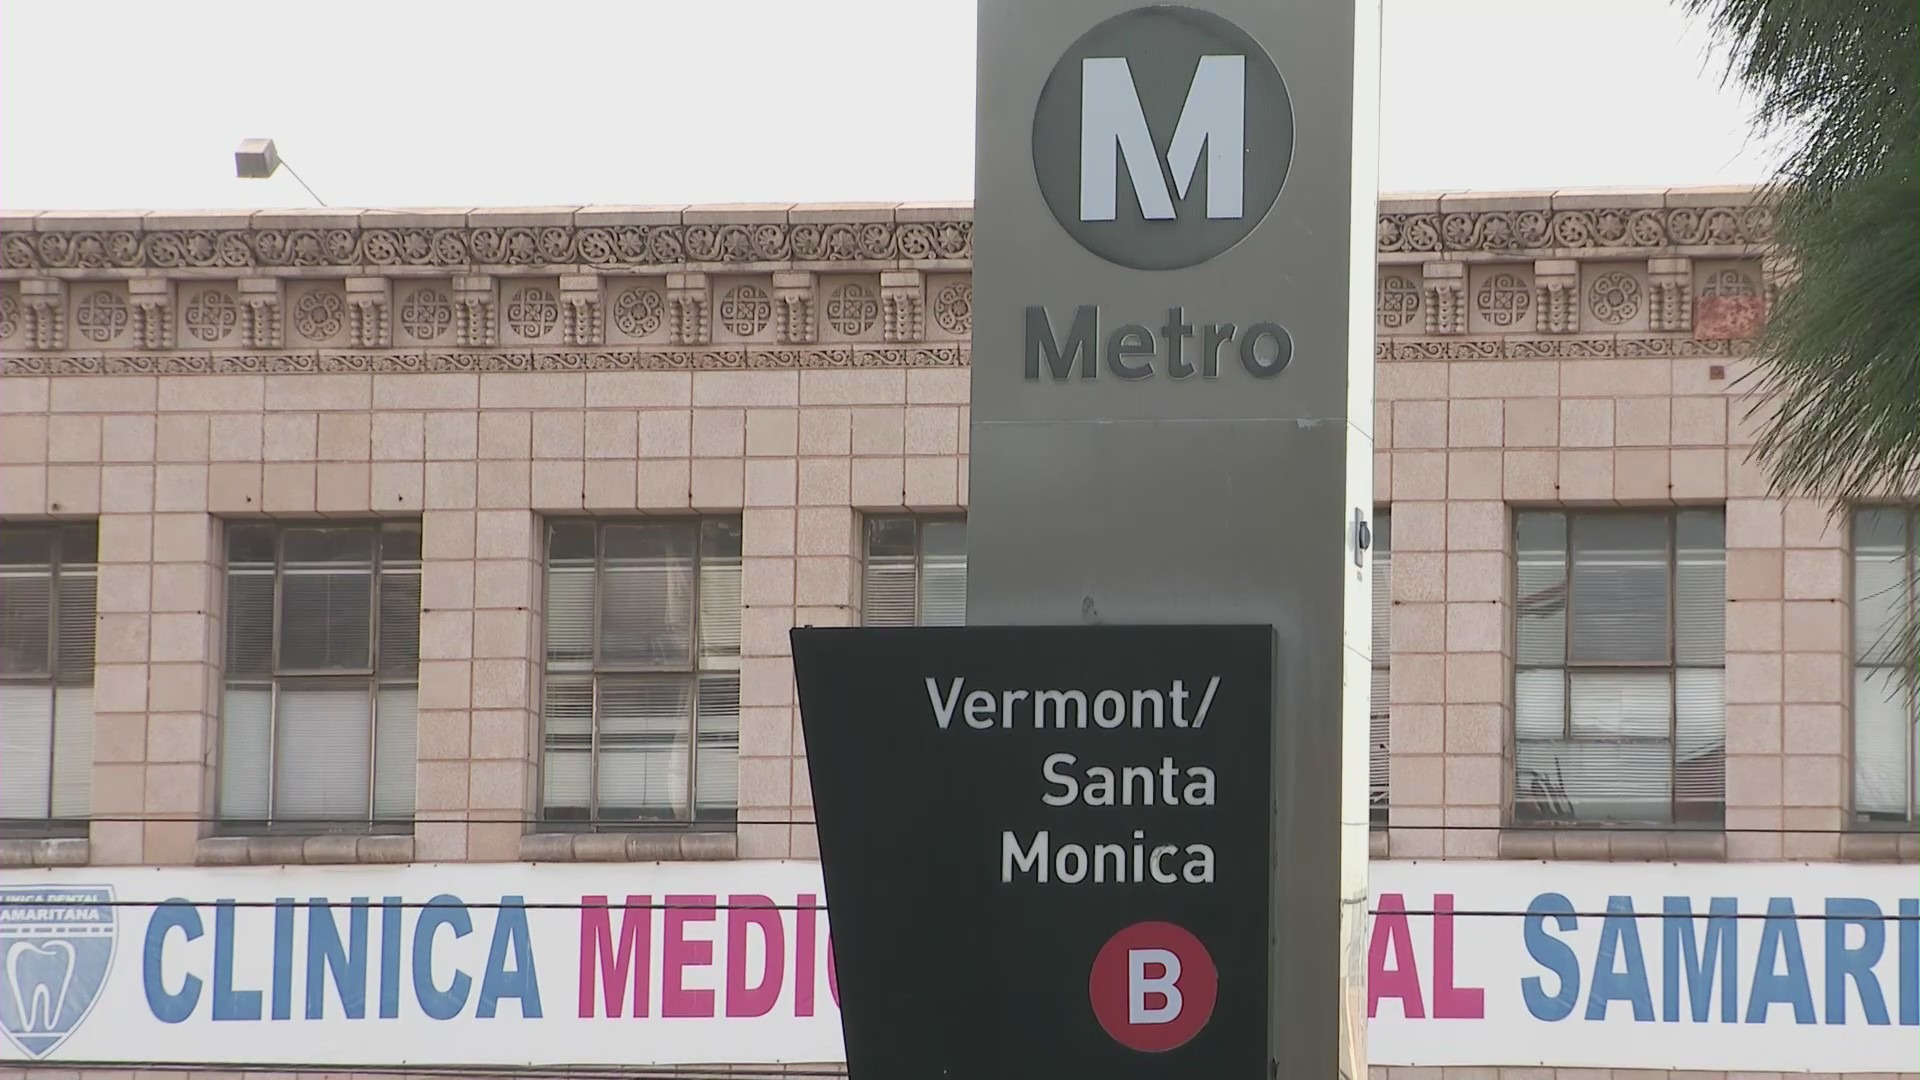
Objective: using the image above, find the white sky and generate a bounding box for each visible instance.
[0,0,1786,211]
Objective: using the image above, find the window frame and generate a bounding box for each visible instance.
[537,516,742,831]
[216,520,420,835]
[1511,508,1726,828]
[860,514,968,627]
[0,521,96,835]
[1850,505,1919,825]
[1369,508,1390,826]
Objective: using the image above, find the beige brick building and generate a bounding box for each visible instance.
[0,188,1914,1077]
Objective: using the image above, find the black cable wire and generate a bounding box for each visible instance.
[6,897,1913,920]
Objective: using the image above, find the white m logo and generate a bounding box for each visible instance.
[1079,55,1245,223]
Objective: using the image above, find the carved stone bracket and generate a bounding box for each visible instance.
[453,275,496,347]
[128,278,173,350]
[346,277,391,348]
[668,272,710,345]
[1421,262,1465,335]
[1648,257,1692,332]
[1534,259,1579,334]
[18,279,65,351]
[559,274,602,346]
[773,271,817,344]
[881,270,925,343]
[237,278,283,348]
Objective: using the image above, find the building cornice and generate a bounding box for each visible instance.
[0,188,1769,273]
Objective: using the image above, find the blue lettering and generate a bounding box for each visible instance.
[380,896,403,1020]
[1521,892,1580,1021]
[1746,897,1815,1024]
[1662,896,1738,1023]
[1586,895,1653,1021]
[212,901,262,1021]
[1902,898,1918,1026]
[413,895,473,1020]
[271,898,295,1020]
[477,896,543,1019]
[306,898,370,1020]
[143,900,203,1024]
[1825,898,1889,1025]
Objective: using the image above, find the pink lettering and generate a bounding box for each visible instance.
[1368,892,1425,1019]
[1431,893,1485,1018]
[826,932,839,1009]
[663,893,717,1018]
[725,894,786,1018]
[578,894,651,1018]
[794,893,818,1018]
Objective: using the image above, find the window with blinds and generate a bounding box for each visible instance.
[1513,510,1725,825]
[1852,506,1918,822]
[218,522,420,830]
[1370,510,1390,825]
[541,518,741,827]
[0,523,96,831]
[862,516,966,627]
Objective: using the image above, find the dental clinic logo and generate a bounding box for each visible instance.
[1031,5,1294,270]
[0,887,115,1059]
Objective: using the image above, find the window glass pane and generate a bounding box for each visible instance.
[49,686,93,819]
[1675,511,1725,665]
[698,520,742,670]
[1853,508,1912,665]
[227,523,276,566]
[0,528,53,567]
[1514,670,1566,740]
[1516,741,1672,823]
[1569,670,1671,739]
[1368,667,1389,814]
[599,523,695,668]
[279,527,375,671]
[541,676,594,820]
[1675,668,1725,812]
[920,519,968,628]
[1370,511,1391,660]
[1569,513,1669,663]
[0,685,53,817]
[224,568,277,678]
[1515,513,1567,666]
[58,523,97,566]
[862,517,918,627]
[596,675,691,820]
[381,522,422,565]
[545,547,597,672]
[372,686,417,821]
[218,686,272,820]
[695,675,740,821]
[377,566,421,678]
[1854,666,1914,817]
[273,682,372,820]
[54,565,96,685]
[0,551,51,677]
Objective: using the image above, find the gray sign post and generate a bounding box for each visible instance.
[969,1,1379,1075]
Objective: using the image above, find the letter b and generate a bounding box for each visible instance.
[1129,948,1183,1024]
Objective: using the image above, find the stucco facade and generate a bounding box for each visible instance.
[0,188,1914,1078]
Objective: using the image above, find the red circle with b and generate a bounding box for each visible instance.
[1087,921,1218,1052]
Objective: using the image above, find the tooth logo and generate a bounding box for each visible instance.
[0,887,115,1060]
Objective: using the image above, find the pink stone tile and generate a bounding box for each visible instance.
[478,411,532,459]
[1725,600,1782,652]
[743,508,797,558]
[1669,448,1726,500]
[1391,501,1445,552]
[1391,654,1444,704]
[798,407,852,456]
[746,408,800,457]
[47,414,102,462]
[1392,401,1446,449]
[107,414,160,462]
[1390,602,1445,654]
[1783,704,1843,755]
[1391,552,1446,603]
[1502,450,1557,501]
[693,370,801,407]
[906,368,969,404]
[263,413,318,462]
[1783,652,1843,704]
[1390,705,1444,754]
[851,407,907,456]
[1781,755,1842,807]
[1446,451,1500,499]
[261,463,316,513]
[1445,603,1504,653]
[1725,652,1783,703]
[1450,361,1555,399]
[1613,448,1670,502]
[1671,396,1728,446]
[905,406,961,455]
[1502,398,1557,447]
[371,462,424,511]
[207,463,261,513]
[480,373,584,409]
[1783,550,1844,600]
[1726,549,1783,600]
[532,410,585,459]
[530,460,585,510]
[905,456,959,508]
[425,461,478,510]
[1727,498,1785,549]
[637,459,691,509]
[1558,449,1614,503]
[1444,653,1503,704]
[0,414,46,464]
[1447,399,1502,448]
[371,411,425,461]
[1560,359,1669,397]
[315,463,371,513]
[1724,703,1783,754]
[1615,398,1671,447]
[1782,499,1843,548]
[850,457,904,508]
[585,371,692,408]
[1392,452,1445,501]
[584,410,638,459]
[745,459,798,507]
[691,459,744,510]
[638,409,692,458]
[583,461,637,510]
[425,411,479,460]
[798,369,906,406]
[1443,705,1504,754]
[1782,600,1843,653]
[692,408,747,457]
[317,412,373,462]
[1559,399,1613,447]
[45,464,101,514]
[1445,501,1504,551]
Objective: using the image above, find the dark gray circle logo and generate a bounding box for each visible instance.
[1032,6,1293,271]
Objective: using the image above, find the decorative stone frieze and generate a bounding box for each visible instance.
[668,272,710,345]
[1,343,971,376]
[881,270,925,343]
[1421,262,1465,335]
[774,271,818,344]
[18,278,65,350]
[1533,260,1579,334]
[1648,257,1693,332]
[237,277,283,348]
[129,278,173,350]
[559,274,603,345]
[346,277,392,348]
[452,275,496,347]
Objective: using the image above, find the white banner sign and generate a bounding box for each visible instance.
[0,859,1913,1071]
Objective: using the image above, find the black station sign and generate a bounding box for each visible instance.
[791,624,1274,1079]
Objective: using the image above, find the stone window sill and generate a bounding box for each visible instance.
[0,837,90,867]
[1496,828,1727,861]
[196,834,416,866]
[519,831,737,862]
[1838,830,1919,862]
